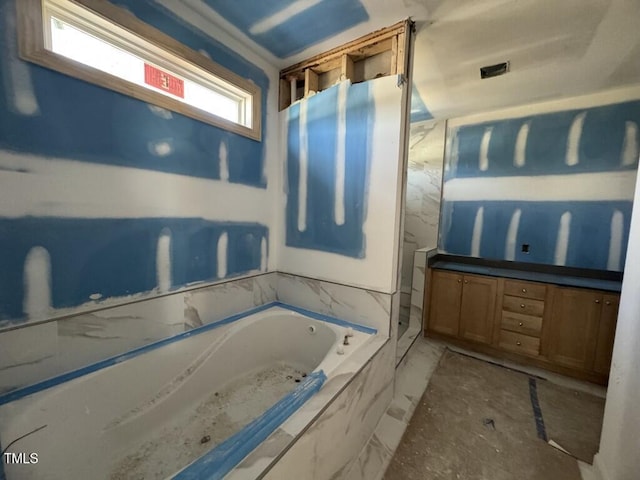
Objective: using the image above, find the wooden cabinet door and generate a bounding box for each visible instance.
[593,294,620,375]
[459,275,497,344]
[548,288,601,370]
[428,270,463,336]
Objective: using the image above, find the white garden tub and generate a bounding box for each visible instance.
[0,304,376,480]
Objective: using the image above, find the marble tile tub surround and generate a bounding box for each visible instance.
[1,273,396,480]
[0,272,393,395]
[346,338,446,480]
[231,331,396,480]
[0,273,278,395]
[275,272,392,335]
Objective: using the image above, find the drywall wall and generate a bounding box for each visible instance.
[279,75,405,293]
[593,169,640,480]
[0,0,280,326]
[201,0,369,58]
[439,95,640,271]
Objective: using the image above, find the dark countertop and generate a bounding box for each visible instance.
[428,254,623,292]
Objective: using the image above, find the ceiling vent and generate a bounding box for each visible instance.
[480,61,510,79]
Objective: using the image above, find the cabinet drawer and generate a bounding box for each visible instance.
[499,330,541,357]
[501,311,543,337]
[502,295,545,316]
[504,279,546,300]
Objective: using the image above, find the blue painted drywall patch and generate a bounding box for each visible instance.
[410,85,433,123]
[449,101,640,179]
[0,218,268,322]
[440,200,633,271]
[285,82,372,257]
[203,0,369,58]
[439,99,640,271]
[174,370,326,480]
[0,0,268,187]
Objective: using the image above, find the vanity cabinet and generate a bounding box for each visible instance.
[593,294,619,375]
[424,270,620,384]
[428,271,463,336]
[547,288,620,373]
[497,279,547,358]
[427,271,497,344]
[547,288,602,370]
[459,275,497,345]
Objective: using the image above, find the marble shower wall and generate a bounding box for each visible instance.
[400,120,445,323]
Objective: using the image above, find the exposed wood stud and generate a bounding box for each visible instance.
[396,31,407,76]
[278,19,412,110]
[279,78,291,111]
[289,77,297,103]
[390,35,398,75]
[281,20,407,77]
[340,54,354,82]
[304,68,318,97]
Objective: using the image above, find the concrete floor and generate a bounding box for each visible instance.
[351,337,607,480]
[383,350,601,480]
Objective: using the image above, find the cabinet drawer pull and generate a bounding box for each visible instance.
[518,322,523,327]
[520,304,525,308]
[516,341,522,346]
[457,279,461,283]
[595,299,600,304]
[522,288,527,293]
[464,280,468,284]
[605,301,611,306]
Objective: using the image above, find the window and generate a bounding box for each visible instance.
[17,0,261,140]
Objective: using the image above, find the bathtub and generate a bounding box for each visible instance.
[0,304,377,480]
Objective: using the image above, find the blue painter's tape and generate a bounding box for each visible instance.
[173,370,327,480]
[271,301,377,335]
[528,377,547,441]
[0,302,374,406]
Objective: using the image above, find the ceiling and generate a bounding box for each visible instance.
[179,0,640,120]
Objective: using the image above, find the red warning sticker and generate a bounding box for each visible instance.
[144,64,184,98]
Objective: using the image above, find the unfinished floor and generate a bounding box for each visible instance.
[350,337,607,480]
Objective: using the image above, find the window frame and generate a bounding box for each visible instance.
[17,0,262,141]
